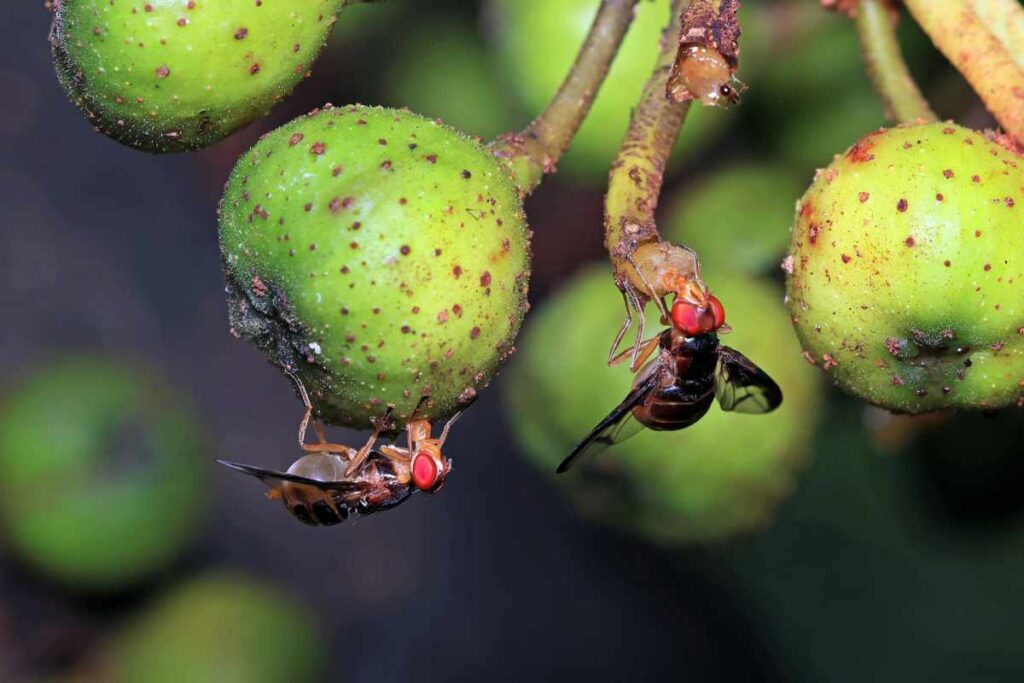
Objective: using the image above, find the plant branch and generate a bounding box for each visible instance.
[968,0,1024,67]
[489,0,641,195]
[855,0,936,124]
[605,0,707,305]
[903,0,1024,143]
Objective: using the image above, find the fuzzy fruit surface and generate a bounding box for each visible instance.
[786,122,1024,412]
[51,0,342,153]
[505,266,820,543]
[220,105,530,429]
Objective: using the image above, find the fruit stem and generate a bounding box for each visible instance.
[854,0,936,124]
[903,0,1024,143]
[488,0,641,194]
[604,0,689,270]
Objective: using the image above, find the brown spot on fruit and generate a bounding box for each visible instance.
[808,222,821,245]
[470,327,481,339]
[310,142,326,155]
[480,271,492,287]
[905,236,915,247]
[859,192,870,203]
[235,28,249,40]
[847,139,876,163]
[897,198,908,212]
[155,65,170,78]
[290,133,304,146]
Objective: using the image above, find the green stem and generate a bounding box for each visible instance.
[855,0,936,124]
[605,0,690,285]
[904,0,1024,143]
[489,0,641,195]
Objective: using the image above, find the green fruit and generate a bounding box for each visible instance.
[99,573,323,683]
[0,357,205,590]
[785,122,1024,413]
[776,86,886,170]
[220,105,530,429]
[384,22,515,140]
[51,0,343,152]
[489,0,729,182]
[505,266,820,543]
[730,406,1024,683]
[664,162,805,276]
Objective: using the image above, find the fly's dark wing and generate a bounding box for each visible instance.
[715,346,783,414]
[556,369,660,474]
[217,460,373,495]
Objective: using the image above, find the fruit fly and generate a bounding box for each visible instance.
[219,374,459,526]
[557,291,782,473]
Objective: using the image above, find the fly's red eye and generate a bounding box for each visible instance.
[411,452,438,491]
[708,295,726,329]
[671,300,706,336]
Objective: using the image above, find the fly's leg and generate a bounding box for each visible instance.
[288,371,355,457]
[609,334,661,373]
[437,412,463,447]
[626,252,671,322]
[343,407,395,478]
[608,291,634,366]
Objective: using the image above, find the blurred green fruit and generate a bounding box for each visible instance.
[664,162,805,276]
[384,22,515,140]
[99,573,324,683]
[52,0,343,152]
[328,0,404,45]
[505,265,820,543]
[775,86,885,170]
[729,405,1024,682]
[0,357,205,590]
[220,105,530,428]
[785,122,1024,413]
[488,0,731,182]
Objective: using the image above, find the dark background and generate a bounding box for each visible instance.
[3,1,1024,681]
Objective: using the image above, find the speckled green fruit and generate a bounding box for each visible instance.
[99,573,323,683]
[505,266,820,543]
[786,122,1024,413]
[0,357,205,590]
[51,0,343,152]
[220,105,530,429]
[488,0,729,182]
[664,162,805,276]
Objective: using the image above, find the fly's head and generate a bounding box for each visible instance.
[671,293,726,337]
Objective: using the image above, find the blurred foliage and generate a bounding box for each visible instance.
[383,20,516,139]
[505,265,822,543]
[488,0,732,183]
[729,404,1024,682]
[663,162,804,277]
[93,572,324,683]
[0,357,206,590]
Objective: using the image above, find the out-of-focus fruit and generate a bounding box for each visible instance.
[664,162,805,276]
[505,265,820,543]
[0,357,205,590]
[98,572,324,683]
[52,0,343,152]
[220,105,530,428]
[488,0,731,182]
[384,22,515,140]
[729,404,1024,682]
[785,122,1024,413]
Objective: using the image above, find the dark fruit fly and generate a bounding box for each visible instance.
[219,375,460,526]
[558,286,782,474]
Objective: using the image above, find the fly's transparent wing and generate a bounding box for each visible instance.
[556,369,660,474]
[217,460,372,495]
[715,346,783,414]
